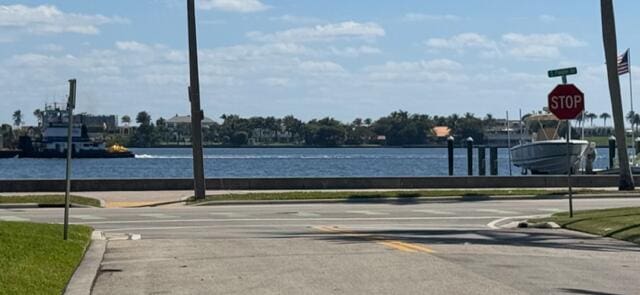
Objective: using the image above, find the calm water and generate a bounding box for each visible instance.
[0,148,613,179]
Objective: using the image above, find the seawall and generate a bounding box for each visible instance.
[0,176,635,192]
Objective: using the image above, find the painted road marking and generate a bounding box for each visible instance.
[538,208,563,213]
[313,225,435,254]
[476,209,519,215]
[0,216,29,222]
[71,215,105,220]
[76,216,505,225]
[412,209,452,215]
[139,213,178,219]
[346,210,388,216]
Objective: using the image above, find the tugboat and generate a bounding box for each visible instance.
[18,105,134,159]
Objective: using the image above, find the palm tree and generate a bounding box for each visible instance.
[600,112,611,127]
[12,110,22,128]
[586,112,598,127]
[33,109,43,127]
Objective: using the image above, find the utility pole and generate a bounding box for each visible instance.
[187,0,206,199]
[601,0,635,190]
[64,79,76,240]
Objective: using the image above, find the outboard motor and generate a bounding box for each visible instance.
[584,142,597,174]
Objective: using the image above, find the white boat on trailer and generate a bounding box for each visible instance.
[511,139,589,174]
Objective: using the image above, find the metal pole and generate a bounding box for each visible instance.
[64,79,76,240]
[567,119,573,218]
[187,0,206,200]
[466,137,473,176]
[601,0,635,190]
[447,136,454,176]
[629,50,635,157]
[506,111,512,176]
[478,146,486,176]
[490,147,498,175]
[609,136,616,169]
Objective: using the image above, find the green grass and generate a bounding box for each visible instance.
[188,189,607,204]
[532,207,640,244]
[0,222,93,295]
[0,195,101,207]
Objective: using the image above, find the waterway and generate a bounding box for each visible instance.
[0,147,613,179]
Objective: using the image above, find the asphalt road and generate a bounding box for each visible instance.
[2,198,640,294]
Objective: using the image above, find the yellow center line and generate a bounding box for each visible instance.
[312,225,436,254]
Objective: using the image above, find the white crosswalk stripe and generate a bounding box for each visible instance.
[538,208,563,213]
[346,210,388,216]
[0,216,30,221]
[295,212,320,217]
[139,213,178,219]
[412,209,453,215]
[475,209,520,215]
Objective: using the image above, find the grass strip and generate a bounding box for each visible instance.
[0,195,101,207]
[188,189,608,204]
[532,207,640,244]
[0,221,93,295]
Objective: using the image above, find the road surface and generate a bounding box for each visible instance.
[2,198,639,294]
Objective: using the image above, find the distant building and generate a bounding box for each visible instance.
[167,114,216,129]
[432,126,451,138]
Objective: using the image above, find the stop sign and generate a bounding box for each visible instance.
[548,84,584,120]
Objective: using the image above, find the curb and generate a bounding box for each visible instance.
[64,231,106,295]
[190,193,640,206]
[0,203,97,209]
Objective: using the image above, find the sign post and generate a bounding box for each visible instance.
[547,70,584,218]
[64,79,76,240]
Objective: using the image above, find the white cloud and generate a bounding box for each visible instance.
[329,46,381,57]
[116,41,153,52]
[247,21,385,43]
[426,33,496,50]
[0,4,128,35]
[539,14,556,23]
[502,33,586,59]
[402,13,461,22]
[426,32,585,60]
[269,14,324,24]
[364,59,464,82]
[39,44,64,52]
[425,33,500,57]
[198,0,269,13]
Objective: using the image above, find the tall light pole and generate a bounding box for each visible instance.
[187,0,206,199]
[601,0,635,190]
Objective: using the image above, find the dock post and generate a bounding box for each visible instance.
[447,136,454,176]
[466,137,474,176]
[608,136,616,169]
[490,147,498,175]
[478,146,486,176]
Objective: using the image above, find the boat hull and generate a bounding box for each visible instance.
[510,140,589,174]
[0,150,20,158]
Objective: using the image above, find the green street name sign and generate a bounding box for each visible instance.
[548,67,577,78]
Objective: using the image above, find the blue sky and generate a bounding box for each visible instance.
[1,0,639,125]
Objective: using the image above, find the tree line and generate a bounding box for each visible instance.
[2,109,617,148]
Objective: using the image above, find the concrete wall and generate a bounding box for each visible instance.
[0,176,637,192]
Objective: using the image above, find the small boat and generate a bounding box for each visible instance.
[510,113,590,174]
[511,139,589,174]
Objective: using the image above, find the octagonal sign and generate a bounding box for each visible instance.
[548,84,584,120]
